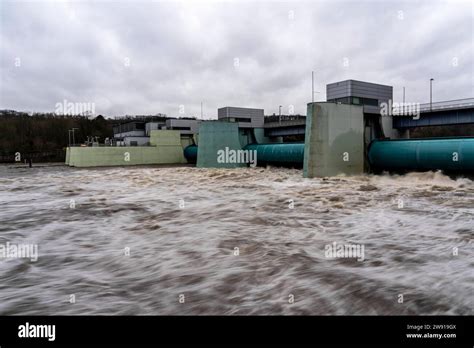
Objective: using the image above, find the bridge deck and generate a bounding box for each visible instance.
[394,98,474,128]
[262,98,474,134]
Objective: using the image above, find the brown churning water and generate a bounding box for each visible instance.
[0,164,472,315]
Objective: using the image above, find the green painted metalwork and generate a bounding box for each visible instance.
[243,143,304,165]
[188,143,304,166]
[184,144,198,163]
[368,137,474,173]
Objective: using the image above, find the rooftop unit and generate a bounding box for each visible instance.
[218,107,264,128]
[113,121,146,138]
[326,79,393,114]
[165,119,200,135]
[146,121,166,136]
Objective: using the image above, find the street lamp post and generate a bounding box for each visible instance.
[311,70,320,104]
[430,78,434,111]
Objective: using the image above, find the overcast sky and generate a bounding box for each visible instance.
[1,0,473,118]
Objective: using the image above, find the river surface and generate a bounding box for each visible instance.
[0,164,472,315]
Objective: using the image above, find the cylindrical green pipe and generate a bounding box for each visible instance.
[368,137,474,173]
[183,143,305,166]
[243,143,304,166]
[184,144,198,163]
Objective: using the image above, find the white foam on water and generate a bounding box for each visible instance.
[0,164,472,315]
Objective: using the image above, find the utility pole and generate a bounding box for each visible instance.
[311,70,315,120]
[201,101,203,119]
[430,78,434,111]
[402,87,405,115]
[279,105,282,125]
[71,128,78,146]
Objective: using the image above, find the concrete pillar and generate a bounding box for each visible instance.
[65,147,70,165]
[303,102,365,177]
[196,121,246,168]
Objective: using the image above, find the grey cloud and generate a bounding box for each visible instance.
[1,0,472,117]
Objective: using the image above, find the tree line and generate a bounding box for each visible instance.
[0,110,113,163]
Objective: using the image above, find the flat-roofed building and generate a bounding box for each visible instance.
[326,80,392,114]
[218,107,264,128]
[145,122,166,136]
[113,121,146,138]
[122,136,150,146]
[165,119,200,135]
[326,79,394,139]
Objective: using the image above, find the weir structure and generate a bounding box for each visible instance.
[65,79,474,175]
[188,80,474,176]
[66,130,187,167]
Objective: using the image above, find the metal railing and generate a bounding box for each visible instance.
[419,98,474,112]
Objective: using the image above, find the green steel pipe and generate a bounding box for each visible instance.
[184,144,198,163]
[187,138,474,173]
[243,143,305,165]
[368,137,474,173]
[185,143,305,166]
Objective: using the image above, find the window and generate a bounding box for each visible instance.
[362,98,379,106]
[172,127,191,130]
[350,97,379,106]
[335,97,350,104]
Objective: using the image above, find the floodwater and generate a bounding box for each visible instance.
[0,164,472,315]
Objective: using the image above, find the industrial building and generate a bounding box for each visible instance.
[145,121,166,135]
[112,121,147,138]
[165,118,200,135]
[326,79,396,142]
[66,79,474,174]
[218,107,264,128]
[112,118,200,146]
[326,80,392,112]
